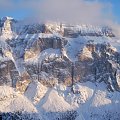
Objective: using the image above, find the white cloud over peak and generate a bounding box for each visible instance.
[0,0,114,25]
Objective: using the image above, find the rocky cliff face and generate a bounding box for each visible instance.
[0,17,17,39]
[0,50,19,87]
[76,42,120,91]
[0,17,120,92]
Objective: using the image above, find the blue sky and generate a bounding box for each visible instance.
[100,0,120,23]
[0,0,120,24]
[0,0,33,20]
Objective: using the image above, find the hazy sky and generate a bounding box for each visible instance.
[0,0,120,24]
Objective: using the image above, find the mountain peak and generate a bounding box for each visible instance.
[1,16,14,21]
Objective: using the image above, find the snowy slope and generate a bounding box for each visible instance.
[0,81,120,120]
[0,86,37,113]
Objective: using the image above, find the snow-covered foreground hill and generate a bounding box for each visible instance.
[0,16,120,119]
[0,81,120,120]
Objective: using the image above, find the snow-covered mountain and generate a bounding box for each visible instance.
[0,16,120,120]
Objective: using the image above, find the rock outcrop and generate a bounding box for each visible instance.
[0,58,19,87]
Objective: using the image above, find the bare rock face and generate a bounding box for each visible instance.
[24,37,67,60]
[44,23,115,38]
[63,25,115,38]
[24,56,72,87]
[24,40,120,91]
[0,58,19,87]
[0,16,16,39]
[0,19,120,93]
[42,57,72,85]
[24,49,40,60]
[20,24,46,34]
[0,39,29,90]
[74,42,120,91]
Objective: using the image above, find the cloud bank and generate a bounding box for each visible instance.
[0,0,115,25]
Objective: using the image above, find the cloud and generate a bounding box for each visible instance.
[0,0,115,25]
